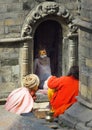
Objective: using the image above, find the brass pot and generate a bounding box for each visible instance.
[45,111,54,122]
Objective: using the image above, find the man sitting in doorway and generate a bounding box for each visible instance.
[34,48,51,89]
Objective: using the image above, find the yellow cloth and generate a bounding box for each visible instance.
[48,88,55,112]
[48,88,55,101]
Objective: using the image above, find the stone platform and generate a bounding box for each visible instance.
[0,105,69,130]
[0,104,76,130]
[0,92,76,130]
[59,102,92,130]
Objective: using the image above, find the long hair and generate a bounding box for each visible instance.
[67,66,79,80]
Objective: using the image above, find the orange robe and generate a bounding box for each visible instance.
[47,76,79,117]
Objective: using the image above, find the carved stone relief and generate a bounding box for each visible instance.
[21,2,78,37]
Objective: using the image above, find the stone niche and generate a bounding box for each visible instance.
[21,1,79,76]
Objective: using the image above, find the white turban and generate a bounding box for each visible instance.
[22,74,40,88]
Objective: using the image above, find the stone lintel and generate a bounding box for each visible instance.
[73,18,92,32]
[0,36,32,43]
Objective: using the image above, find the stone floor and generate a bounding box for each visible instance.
[0,102,75,130]
[0,92,76,130]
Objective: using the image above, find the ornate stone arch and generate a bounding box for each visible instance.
[21,2,77,37]
[20,1,78,79]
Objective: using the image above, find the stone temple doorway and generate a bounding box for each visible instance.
[21,2,78,79]
[34,20,62,76]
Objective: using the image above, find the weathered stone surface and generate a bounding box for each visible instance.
[59,102,92,130]
[76,123,90,130]
[0,105,53,130]
[0,105,68,130]
[79,45,90,58]
[0,4,7,13]
[0,26,4,35]
[0,0,19,3]
[7,3,23,12]
[5,25,21,34]
[81,0,92,21]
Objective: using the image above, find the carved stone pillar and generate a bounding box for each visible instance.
[21,42,29,77]
[62,35,78,75]
[62,37,68,75]
[20,37,33,83]
[68,34,78,69]
[28,38,33,74]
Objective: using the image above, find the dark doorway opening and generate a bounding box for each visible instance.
[34,20,62,76]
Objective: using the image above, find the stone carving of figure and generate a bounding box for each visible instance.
[34,48,51,89]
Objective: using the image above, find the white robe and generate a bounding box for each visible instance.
[34,57,51,89]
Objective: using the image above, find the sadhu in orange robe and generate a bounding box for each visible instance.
[47,75,79,117]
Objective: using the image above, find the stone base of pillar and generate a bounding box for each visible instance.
[58,102,92,130]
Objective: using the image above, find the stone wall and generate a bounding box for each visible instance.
[0,42,20,99]
[0,0,38,38]
[79,0,92,103]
